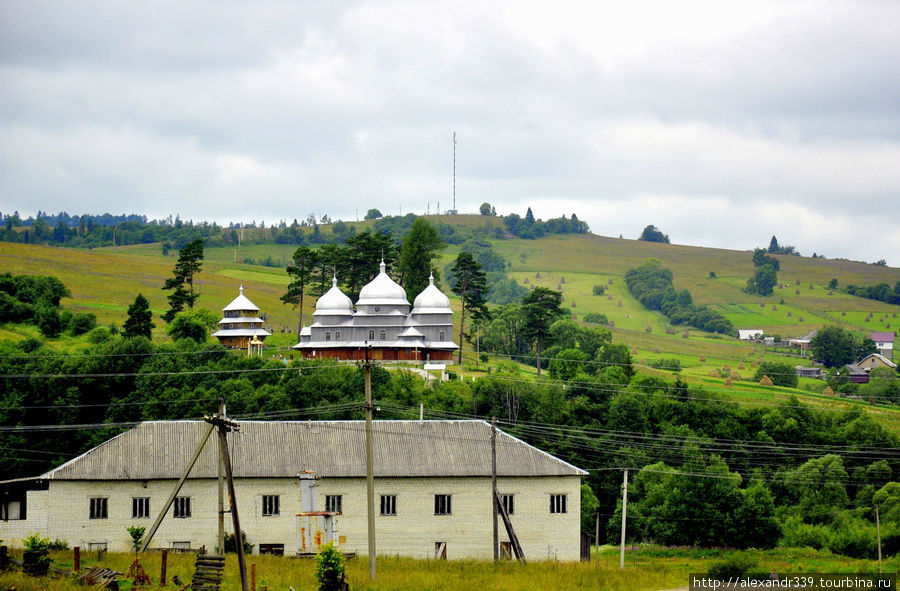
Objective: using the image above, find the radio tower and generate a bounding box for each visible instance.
[449,131,458,214]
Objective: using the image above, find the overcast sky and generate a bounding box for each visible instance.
[1,1,898,265]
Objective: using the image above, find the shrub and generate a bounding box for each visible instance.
[754,361,798,388]
[127,526,146,552]
[22,532,50,576]
[87,327,111,344]
[592,285,605,295]
[48,539,69,551]
[224,530,254,554]
[708,553,758,580]
[315,542,346,591]
[19,337,43,353]
[650,358,682,372]
[68,312,97,335]
[584,313,608,325]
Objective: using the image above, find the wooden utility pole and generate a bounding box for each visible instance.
[217,398,226,556]
[364,344,376,581]
[875,504,882,574]
[595,510,600,564]
[619,469,628,569]
[491,416,498,563]
[210,413,249,591]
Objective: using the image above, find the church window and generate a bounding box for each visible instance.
[369,330,375,340]
[325,332,331,341]
[439,331,445,341]
[379,330,386,340]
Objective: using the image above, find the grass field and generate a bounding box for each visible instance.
[3,223,899,427]
[0,546,896,591]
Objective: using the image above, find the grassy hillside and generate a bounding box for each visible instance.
[2,218,898,425]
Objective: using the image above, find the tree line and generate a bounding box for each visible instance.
[625,260,737,336]
[1,331,898,557]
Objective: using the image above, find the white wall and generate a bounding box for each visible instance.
[0,475,582,561]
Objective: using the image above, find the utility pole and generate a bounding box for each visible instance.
[619,469,628,569]
[875,504,882,575]
[217,398,226,556]
[210,413,249,591]
[595,510,600,565]
[364,343,376,580]
[491,416,498,563]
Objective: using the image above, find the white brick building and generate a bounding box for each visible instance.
[0,420,585,561]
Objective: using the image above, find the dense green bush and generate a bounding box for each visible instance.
[754,361,798,388]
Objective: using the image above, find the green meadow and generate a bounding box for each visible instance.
[0,546,896,591]
[2,219,899,427]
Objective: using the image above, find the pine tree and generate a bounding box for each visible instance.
[397,218,443,299]
[521,287,566,376]
[768,235,780,253]
[450,251,488,365]
[123,293,155,339]
[525,207,535,225]
[282,246,318,342]
[162,239,204,322]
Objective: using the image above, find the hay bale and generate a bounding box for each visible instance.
[841,311,846,316]
[787,311,792,317]
[681,331,690,338]
[535,272,541,278]
[798,316,803,322]
[560,276,566,284]
[760,302,766,308]
[631,346,638,355]
[709,369,721,378]
[699,355,706,362]
[823,386,835,396]
[645,326,652,333]
[571,301,576,308]
[738,362,745,369]
[608,320,615,328]
[795,289,801,295]
[608,278,613,285]
[607,295,613,301]
[730,371,741,380]
[523,278,529,284]
[617,300,623,307]
[724,378,733,387]
[759,375,774,386]
[772,305,778,311]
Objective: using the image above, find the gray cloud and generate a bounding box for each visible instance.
[1,0,898,265]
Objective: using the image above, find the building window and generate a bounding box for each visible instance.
[173,496,191,518]
[334,331,340,340]
[368,330,375,340]
[380,495,397,516]
[1,500,24,520]
[262,495,279,516]
[87,542,108,552]
[501,494,515,515]
[550,494,567,514]
[132,497,150,519]
[171,541,191,550]
[434,494,452,515]
[89,497,108,519]
[259,543,285,555]
[325,495,342,514]
[325,332,331,341]
[435,542,447,559]
[379,330,386,340]
[439,331,445,341]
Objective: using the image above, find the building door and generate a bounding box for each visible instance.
[434,542,447,560]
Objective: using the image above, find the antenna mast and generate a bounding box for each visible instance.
[452,131,456,212]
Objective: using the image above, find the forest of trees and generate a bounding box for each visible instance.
[1,331,898,557]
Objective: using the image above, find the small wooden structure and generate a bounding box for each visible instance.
[190,554,225,591]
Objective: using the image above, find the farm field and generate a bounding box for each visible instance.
[0,546,896,591]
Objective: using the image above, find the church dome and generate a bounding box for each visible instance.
[357,260,409,306]
[412,274,452,314]
[314,275,354,315]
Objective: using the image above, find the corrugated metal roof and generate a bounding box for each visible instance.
[40,420,585,481]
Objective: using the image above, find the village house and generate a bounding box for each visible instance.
[211,286,271,350]
[0,420,585,561]
[856,353,896,372]
[870,331,895,360]
[293,261,458,363]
